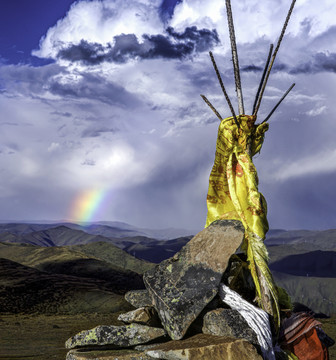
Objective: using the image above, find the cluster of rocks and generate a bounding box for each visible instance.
[66,220,264,360]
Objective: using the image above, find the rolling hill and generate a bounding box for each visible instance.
[0,240,153,315]
[1,222,335,316]
[0,258,134,314]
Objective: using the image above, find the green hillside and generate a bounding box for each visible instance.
[68,241,154,273]
[0,240,154,274]
[272,271,336,316]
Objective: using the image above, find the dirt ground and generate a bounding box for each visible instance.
[0,313,335,360]
[0,312,122,360]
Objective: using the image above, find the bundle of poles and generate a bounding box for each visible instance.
[201,0,297,125]
[201,0,297,323]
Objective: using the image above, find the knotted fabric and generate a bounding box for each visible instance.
[205,115,280,329]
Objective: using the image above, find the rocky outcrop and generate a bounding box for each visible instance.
[202,308,259,345]
[65,220,268,360]
[65,324,166,349]
[146,334,263,359]
[143,220,244,340]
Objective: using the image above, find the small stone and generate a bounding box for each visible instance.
[143,220,244,340]
[146,333,262,360]
[125,290,152,308]
[65,323,166,349]
[202,308,259,345]
[118,307,161,327]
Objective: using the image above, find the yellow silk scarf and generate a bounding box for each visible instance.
[205,115,280,328]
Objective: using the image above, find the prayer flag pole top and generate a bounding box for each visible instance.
[201,0,297,125]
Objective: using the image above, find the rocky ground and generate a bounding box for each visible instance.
[0,313,334,359]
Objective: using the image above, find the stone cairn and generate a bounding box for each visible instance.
[65,220,267,360]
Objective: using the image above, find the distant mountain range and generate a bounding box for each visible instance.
[0,221,335,315]
[0,221,195,240]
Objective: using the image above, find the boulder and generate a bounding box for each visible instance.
[65,323,166,349]
[202,308,259,345]
[145,333,262,359]
[143,220,244,340]
[118,306,161,327]
[125,290,152,308]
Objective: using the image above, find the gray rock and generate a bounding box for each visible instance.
[118,306,161,327]
[66,349,152,360]
[145,333,262,359]
[125,290,152,308]
[202,308,259,345]
[143,220,244,340]
[65,323,166,349]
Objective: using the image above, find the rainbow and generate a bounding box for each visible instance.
[69,189,105,223]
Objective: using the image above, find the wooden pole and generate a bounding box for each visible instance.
[200,95,223,121]
[253,0,297,117]
[225,0,245,115]
[252,44,274,115]
[209,51,240,129]
[261,83,295,123]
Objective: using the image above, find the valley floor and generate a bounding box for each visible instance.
[0,313,335,360]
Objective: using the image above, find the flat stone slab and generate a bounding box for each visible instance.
[66,349,152,360]
[118,306,161,327]
[146,334,262,360]
[143,220,244,340]
[125,290,152,308]
[65,324,166,349]
[202,308,258,345]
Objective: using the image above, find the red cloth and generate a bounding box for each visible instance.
[279,313,329,360]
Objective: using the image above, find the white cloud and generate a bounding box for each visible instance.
[272,149,336,181]
[306,105,327,117]
[33,0,163,60]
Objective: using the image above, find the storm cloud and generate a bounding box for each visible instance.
[291,52,336,74]
[57,26,219,64]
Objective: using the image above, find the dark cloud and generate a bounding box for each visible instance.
[57,26,220,64]
[81,159,96,166]
[48,73,141,107]
[166,26,219,53]
[291,52,336,74]
[50,110,72,117]
[81,127,118,138]
[241,64,263,72]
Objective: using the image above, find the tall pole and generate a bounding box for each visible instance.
[253,0,296,117]
[261,83,295,123]
[225,0,245,115]
[209,52,240,129]
[252,44,274,115]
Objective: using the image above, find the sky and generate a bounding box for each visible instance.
[0,0,336,232]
